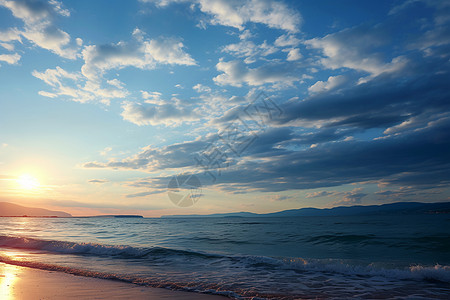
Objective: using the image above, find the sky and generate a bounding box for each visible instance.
[0,0,449,217]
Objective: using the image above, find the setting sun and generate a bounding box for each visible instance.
[16,174,40,190]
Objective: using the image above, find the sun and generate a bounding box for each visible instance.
[17,174,40,190]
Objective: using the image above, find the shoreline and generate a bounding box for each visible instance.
[0,262,226,299]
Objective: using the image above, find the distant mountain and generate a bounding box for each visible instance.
[162,211,259,218]
[0,202,72,217]
[81,215,144,218]
[162,202,450,218]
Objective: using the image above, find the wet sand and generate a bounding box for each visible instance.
[0,262,226,299]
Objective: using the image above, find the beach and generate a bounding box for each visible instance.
[0,262,225,299]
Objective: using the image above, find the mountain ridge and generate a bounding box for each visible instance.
[162,201,450,218]
[0,202,72,217]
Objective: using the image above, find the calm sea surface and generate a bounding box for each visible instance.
[1,215,449,299]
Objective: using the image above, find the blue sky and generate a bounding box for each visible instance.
[0,0,449,216]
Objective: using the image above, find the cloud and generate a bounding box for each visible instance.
[222,40,278,64]
[213,59,300,87]
[142,0,302,32]
[35,0,450,203]
[305,25,407,78]
[305,191,334,198]
[0,53,21,64]
[403,1,450,52]
[199,0,301,32]
[0,0,80,59]
[285,48,301,61]
[274,34,300,47]
[88,179,109,184]
[146,36,197,65]
[123,114,450,194]
[270,194,292,202]
[34,30,196,104]
[239,29,253,40]
[81,30,196,81]
[0,28,22,43]
[32,66,80,87]
[100,147,112,156]
[0,42,15,51]
[79,6,450,200]
[126,191,162,198]
[82,138,212,171]
[308,75,347,94]
[32,66,128,103]
[192,83,211,93]
[37,91,57,98]
[121,100,200,126]
[334,188,367,205]
[277,49,450,130]
[82,127,292,176]
[141,91,164,104]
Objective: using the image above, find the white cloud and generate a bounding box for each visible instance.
[145,37,197,65]
[38,91,57,98]
[308,75,347,94]
[76,37,83,46]
[306,26,407,77]
[0,42,15,51]
[33,66,128,104]
[193,83,211,93]
[32,66,80,87]
[81,32,196,81]
[0,28,22,43]
[48,0,70,17]
[141,90,165,105]
[285,48,301,61]
[222,40,278,63]
[142,0,301,32]
[0,0,80,59]
[213,59,299,87]
[140,0,189,7]
[121,101,199,126]
[239,29,253,40]
[34,30,196,104]
[274,34,300,47]
[0,53,21,64]
[107,79,125,89]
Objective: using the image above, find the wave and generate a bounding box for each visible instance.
[277,257,450,283]
[0,234,221,259]
[1,234,449,285]
[0,255,244,299]
[304,234,377,244]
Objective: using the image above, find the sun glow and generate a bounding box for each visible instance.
[17,174,40,190]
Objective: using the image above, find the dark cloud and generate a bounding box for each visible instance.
[126,191,162,198]
[278,57,450,129]
[142,115,450,193]
[82,138,212,171]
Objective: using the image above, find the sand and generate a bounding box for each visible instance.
[0,262,226,299]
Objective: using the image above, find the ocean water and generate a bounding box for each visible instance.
[0,215,449,299]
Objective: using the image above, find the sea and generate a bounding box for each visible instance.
[0,214,449,299]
